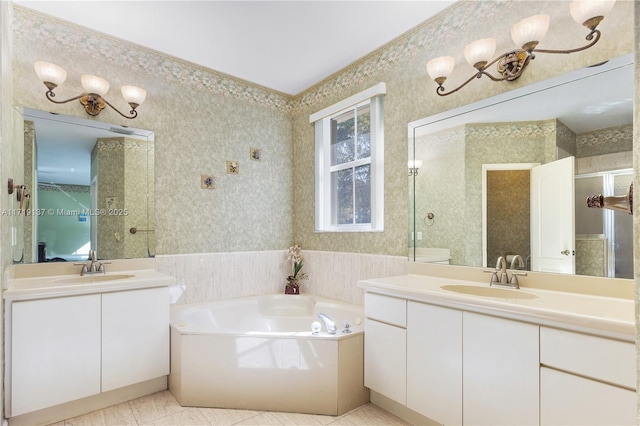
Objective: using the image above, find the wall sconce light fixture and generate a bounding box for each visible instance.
[408,160,423,176]
[426,0,616,96]
[34,61,147,119]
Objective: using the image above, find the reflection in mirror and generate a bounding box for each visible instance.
[18,107,155,263]
[409,53,633,279]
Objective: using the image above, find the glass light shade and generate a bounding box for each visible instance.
[426,56,455,80]
[34,61,67,86]
[81,74,110,96]
[408,160,423,169]
[121,85,147,105]
[511,14,550,49]
[570,0,615,25]
[463,38,496,68]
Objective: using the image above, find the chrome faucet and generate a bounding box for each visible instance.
[318,313,337,334]
[510,254,525,270]
[74,250,109,276]
[496,256,508,285]
[483,255,526,289]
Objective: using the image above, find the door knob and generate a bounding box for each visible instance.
[560,249,572,256]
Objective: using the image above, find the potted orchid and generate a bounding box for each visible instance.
[285,244,308,294]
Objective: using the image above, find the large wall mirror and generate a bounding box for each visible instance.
[409,53,633,279]
[15,107,155,263]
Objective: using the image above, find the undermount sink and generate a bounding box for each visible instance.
[53,274,135,285]
[440,284,538,300]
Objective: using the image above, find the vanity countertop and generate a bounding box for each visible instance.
[4,269,175,301]
[358,274,635,341]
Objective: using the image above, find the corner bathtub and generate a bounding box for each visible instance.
[168,294,369,415]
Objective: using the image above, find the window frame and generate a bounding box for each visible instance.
[311,83,385,232]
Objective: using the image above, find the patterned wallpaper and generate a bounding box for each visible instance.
[577,123,633,158]
[486,170,530,269]
[12,6,293,255]
[91,137,152,260]
[9,1,634,259]
[23,120,34,263]
[290,0,633,256]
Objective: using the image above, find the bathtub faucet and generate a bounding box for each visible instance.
[318,313,337,334]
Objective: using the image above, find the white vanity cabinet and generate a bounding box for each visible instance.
[539,327,636,425]
[360,276,635,426]
[463,312,539,425]
[11,294,102,416]
[8,286,169,417]
[102,287,170,391]
[364,293,407,405]
[406,302,462,425]
[404,303,537,426]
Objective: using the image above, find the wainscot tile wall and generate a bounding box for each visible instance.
[156,251,407,306]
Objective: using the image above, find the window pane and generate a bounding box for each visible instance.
[354,164,371,223]
[332,168,353,224]
[357,105,371,160]
[331,110,355,166]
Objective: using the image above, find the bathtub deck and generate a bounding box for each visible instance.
[46,390,410,425]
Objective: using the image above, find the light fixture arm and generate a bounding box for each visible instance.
[433,27,603,97]
[44,88,84,104]
[100,96,139,119]
[534,28,601,54]
[43,86,139,119]
[436,50,531,96]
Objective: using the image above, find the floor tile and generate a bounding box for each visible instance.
[328,404,410,425]
[64,402,137,426]
[128,391,188,424]
[270,411,336,426]
[234,412,284,425]
[198,407,263,426]
[140,407,210,425]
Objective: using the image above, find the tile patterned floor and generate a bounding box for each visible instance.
[50,391,410,426]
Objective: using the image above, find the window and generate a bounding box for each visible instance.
[311,83,385,232]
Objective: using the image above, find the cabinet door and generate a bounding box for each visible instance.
[407,302,462,425]
[364,318,406,404]
[463,312,539,425]
[11,295,101,416]
[540,367,636,425]
[102,287,169,392]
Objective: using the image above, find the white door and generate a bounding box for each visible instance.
[531,156,575,274]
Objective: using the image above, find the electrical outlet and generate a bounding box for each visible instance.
[417,231,423,240]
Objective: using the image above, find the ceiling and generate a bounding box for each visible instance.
[14,0,456,95]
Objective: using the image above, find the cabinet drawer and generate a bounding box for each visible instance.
[540,327,635,389]
[364,293,406,327]
[541,366,636,425]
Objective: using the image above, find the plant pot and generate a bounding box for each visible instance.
[285,282,300,294]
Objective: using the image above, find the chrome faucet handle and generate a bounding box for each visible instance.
[509,271,527,289]
[483,269,500,285]
[342,319,352,334]
[73,263,89,276]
